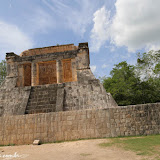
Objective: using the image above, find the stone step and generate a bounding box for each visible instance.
[25,85,58,114]
[30,92,57,96]
[27,103,56,107]
[29,94,57,99]
[27,102,56,106]
[32,87,57,92]
[28,99,55,103]
[30,91,57,94]
[25,108,55,114]
[32,84,57,88]
[26,104,56,110]
[28,97,56,102]
[31,88,57,92]
[31,89,57,93]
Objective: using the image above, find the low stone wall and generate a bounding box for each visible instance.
[0,103,159,145]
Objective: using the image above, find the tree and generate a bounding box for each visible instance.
[136,50,160,80]
[136,50,160,103]
[103,61,140,105]
[0,60,7,85]
[102,50,160,105]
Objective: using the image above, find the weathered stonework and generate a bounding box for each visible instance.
[0,103,159,145]
[0,42,117,116]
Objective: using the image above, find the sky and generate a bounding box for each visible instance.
[0,0,160,77]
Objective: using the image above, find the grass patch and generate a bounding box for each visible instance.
[99,135,160,159]
[0,144,15,147]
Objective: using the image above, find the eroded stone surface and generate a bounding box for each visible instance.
[0,103,159,145]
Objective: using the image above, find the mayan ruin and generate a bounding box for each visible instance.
[1,0,160,159]
[0,42,159,146]
[0,42,117,116]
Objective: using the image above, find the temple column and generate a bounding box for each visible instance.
[31,62,37,86]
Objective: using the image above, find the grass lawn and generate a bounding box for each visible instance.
[99,135,160,160]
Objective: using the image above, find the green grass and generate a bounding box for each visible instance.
[99,135,160,159]
[0,143,15,147]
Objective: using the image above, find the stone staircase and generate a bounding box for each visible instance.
[25,84,58,114]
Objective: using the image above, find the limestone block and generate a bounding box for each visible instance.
[33,140,40,145]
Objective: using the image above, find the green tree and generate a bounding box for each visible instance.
[136,50,160,80]
[0,60,7,85]
[103,61,140,105]
[102,50,160,105]
[136,50,160,103]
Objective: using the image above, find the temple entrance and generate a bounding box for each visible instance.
[37,61,57,85]
[23,63,31,86]
[62,59,72,82]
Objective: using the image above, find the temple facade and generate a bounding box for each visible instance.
[7,43,90,87]
[0,42,117,116]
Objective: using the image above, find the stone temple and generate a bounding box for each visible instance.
[0,42,117,116]
[0,42,159,146]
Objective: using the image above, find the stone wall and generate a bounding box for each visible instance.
[64,80,117,110]
[0,77,31,116]
[0,103,159,145]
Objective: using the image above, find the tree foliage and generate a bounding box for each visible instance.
[0,60,6,85]
[136,50,160,80]
[102,51,160,106]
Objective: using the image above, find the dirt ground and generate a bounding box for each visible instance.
[0,139,142,160]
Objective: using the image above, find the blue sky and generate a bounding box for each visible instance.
[0,0,160,77]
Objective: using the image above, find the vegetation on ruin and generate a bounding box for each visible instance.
[0,60,6,85]
[102,50,160,105]
[99,135,160,160]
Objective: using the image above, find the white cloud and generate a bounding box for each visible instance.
[111,0,160,52]
[146,44,160,52]
[42,0,97,36]
[0,21,33,59]
[90,65,96,73]
[90,6,111,52]
[90,0,160,52]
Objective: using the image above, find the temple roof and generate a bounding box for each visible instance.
[20,44,78,57]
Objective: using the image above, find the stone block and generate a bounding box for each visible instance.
[33,140,40,145]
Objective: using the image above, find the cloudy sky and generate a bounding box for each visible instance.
[0,0,160,77]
